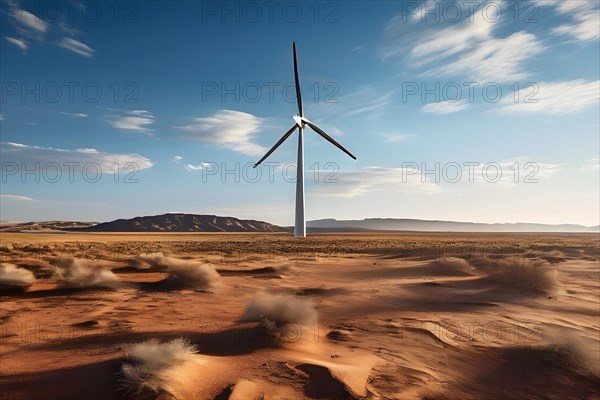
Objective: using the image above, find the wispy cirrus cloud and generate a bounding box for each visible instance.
[176,109,266,156]
[545,0,600,42]
[306,87,396,121]
[466,158,562,187]
[0,142,153,173]
[184,162,211,172]
[382,133,413,142]
[312,159,561,198]
[381,1,544,82]
[2,2,46,49]
[421,99,470,114]
[408,9,495,64]
[170,155,210,172]
[107,110,155,133]
[498,80,599,114]
[5,36,28,51]
[7,2,48,35]
[3,1,94,56]
[579,159,600,171]
[0,195,35,201]
[59,111,88,118]
[380,1,497,61]
[420,31,544,83]
[311,166,442,198]
[58,37,95,57]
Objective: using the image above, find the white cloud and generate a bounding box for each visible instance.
[307,88,395,120]
[421,32,544,82]
[107,110,155,133]
[381,2,496,62]
[467,158,562,187]
[184,163,211,172]
[176,110,266,156]
[0,195,34,201]
[10,6,48,33]
[382,1,544,82]
[421,99,470,114]
[553,13,600,42]
[172,155,183,163]
[555,1,592,13]
[4,2,97,57]
[312,166,442,198]
[382,133,413,142]
[58,38,95,57]
[58,20,80,37]
[59,112,88,118]
[579,159,600,171]
[130,110,151,115]
[498,80,599,114]
[314,159,561,197]
[411,6,494,63]
[551,0,599,42]
[0,115,5,121]
[0,142,153,173]
[5,36,28,51]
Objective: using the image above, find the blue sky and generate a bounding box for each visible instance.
[1,0,599,226]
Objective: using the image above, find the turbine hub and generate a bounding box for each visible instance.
[293,115,305,128]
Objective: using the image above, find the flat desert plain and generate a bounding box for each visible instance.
[0,232,599,399]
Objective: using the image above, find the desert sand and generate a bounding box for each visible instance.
[0,232,599,399]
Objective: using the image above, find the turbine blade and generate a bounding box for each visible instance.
[254,125,298,168]
[293,42,303,117]
[305,121,357,160]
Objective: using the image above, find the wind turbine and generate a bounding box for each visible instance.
[254,42,356,237]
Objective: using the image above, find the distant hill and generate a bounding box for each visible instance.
[0,221,97,232]
[73,213,286,233]
[307,218,600,233]
[2,215,597,233]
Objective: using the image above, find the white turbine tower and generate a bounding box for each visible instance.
[254,42,356,237]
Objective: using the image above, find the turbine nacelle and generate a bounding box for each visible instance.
[293,114,305,128]
[293,114,310,128]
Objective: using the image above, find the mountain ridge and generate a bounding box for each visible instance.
[1,214,597,233]
[78,213,286,232]
[307,218,599,233]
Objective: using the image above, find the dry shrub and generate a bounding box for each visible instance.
[138,252,167,267]
[241,293,317,342]
[471,256,559,294]
[138,253,220,290]
[52,257,120,289]
[119,338,198,397]
[0,263,36,289]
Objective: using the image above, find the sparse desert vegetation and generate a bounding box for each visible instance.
[119,338,199,398]
[0,263,36,289]
[137,252,220,290]
[0,232,598,399]
[241,292,318,342]
[51,257,121,289]
[471,256,560,294]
